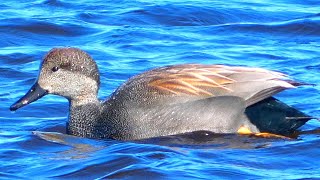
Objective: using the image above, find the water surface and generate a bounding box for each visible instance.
[1,0,320,179]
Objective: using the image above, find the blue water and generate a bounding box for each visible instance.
[1,0,320,179]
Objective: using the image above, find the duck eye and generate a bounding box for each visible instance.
[51,66,59,72]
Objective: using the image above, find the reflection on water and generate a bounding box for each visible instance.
[31,129,320,178]
[33,131,105,160]
[35,128,320,158]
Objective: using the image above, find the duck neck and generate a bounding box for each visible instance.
[67,95,105,138]
[70,94,100,107]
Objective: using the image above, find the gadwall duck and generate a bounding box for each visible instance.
[10,47,313,140]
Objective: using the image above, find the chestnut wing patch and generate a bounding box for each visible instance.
[148,65,236,96]
[147,64,291,97]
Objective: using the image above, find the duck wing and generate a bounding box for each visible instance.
[112,64,299,107]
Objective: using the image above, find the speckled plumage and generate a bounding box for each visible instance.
[10,47,312,140]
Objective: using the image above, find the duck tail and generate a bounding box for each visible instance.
[285,116,318,121]
[245,97,313,135]
[285,80,316,87]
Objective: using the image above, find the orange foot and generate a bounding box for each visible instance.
[237,126,290,139]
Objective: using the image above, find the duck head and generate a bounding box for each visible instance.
[10,47,100,111]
